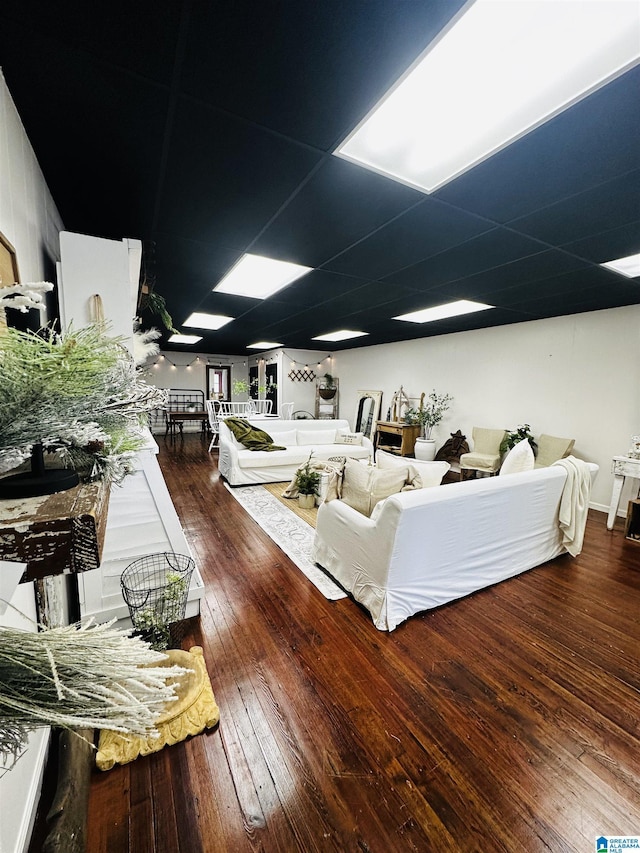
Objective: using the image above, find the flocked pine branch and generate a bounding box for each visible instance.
[0,618,187,766]
[0,324,168,477]
[0,281,54,313]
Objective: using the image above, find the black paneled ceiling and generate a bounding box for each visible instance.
[1,1,639,355]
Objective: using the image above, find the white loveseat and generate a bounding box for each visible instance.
[312,462,598,631]
[218,418,374,486]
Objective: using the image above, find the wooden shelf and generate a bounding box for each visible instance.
[0,479,110,581]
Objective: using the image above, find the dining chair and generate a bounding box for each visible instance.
[206,400,220,451]
[249,399,273,415]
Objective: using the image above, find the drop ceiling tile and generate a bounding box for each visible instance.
[507,170,640,246]
[156,99,322,249]
[251,157,422,267]
[422,250,591,303]
[383,229,546,290]
[260,269,369,307]
[323,197,494,279]
[180,0,466,150]
[561,221,640,265]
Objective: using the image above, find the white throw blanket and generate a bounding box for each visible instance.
[552,456,592,556]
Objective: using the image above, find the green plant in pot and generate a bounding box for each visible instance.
[407,390,453,461]
[295,453,320,508]
[319,373,337,399]
[233,378,250,397]
[405,391,453,439]
[500,424,538,456]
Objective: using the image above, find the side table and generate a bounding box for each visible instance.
[606,455,640,530]
[375,422,421,457]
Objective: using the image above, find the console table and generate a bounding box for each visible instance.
[606,455,640,530]
[375,422,421,457]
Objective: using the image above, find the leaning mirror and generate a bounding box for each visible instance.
[354,390,383,442]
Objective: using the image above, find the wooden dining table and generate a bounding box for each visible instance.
[165,409,208,436]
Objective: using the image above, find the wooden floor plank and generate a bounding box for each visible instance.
[85,434,640,851]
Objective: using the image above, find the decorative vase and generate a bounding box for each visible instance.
[414,438,437,462]
[298,493,315,509]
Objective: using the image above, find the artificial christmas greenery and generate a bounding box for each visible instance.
[0,618,187,765]
[0,323,167,482]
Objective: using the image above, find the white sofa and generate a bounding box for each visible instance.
[218,418,374,486]
[312,462,598,631]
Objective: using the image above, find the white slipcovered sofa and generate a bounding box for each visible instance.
[218,418,374,486]
[312,462,598,631]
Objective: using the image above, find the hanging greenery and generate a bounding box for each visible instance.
[0,324,168,480]
[0,618,187,766]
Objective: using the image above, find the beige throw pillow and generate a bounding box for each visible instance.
[376,449,450,488]
[341,458,408,517]
[335,431,364,446]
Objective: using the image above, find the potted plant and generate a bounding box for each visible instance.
[233,378,250,397]
[411,390,453,461]
[318,373,337,399]
[294,453,320,508]
[500,424,538,456]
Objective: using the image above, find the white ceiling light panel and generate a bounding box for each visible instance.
[168,334,203,344]
[600,252,640,278]
[214,253,312,299]
[335,0,640,193]
[394,299,494,323]
[183,312,234,330]
[312,330,369,342]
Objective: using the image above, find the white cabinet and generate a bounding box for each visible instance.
[78,440,203,625]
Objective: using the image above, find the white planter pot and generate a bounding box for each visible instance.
[298,493,315,509]
[414,438,437,461]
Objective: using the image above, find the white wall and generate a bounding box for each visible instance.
[333,306,640,513]
[149,347,334,419]
[276,348,332,416]
[148,351,247,395]
[0,71,63,305]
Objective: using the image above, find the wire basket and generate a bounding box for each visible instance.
[121,553,195,650]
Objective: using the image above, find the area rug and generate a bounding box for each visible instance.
[262,481,318,527]
[223,482,346,600]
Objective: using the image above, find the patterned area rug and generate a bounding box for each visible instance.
[223,483,346,600]
[262,481,318,527]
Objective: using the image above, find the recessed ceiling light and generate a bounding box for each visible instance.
[246,341,283,349]
[213,253,312,299]
[335,0,640,193]
[183,312,234,330]
[168,333,203,344]
[600,252,640,278]
[312,330,369,342]
[394,299,495,323]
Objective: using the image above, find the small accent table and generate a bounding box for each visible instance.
[375,421,421,457]
[606,455,640,530]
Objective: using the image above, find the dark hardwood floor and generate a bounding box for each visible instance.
[86,434,640,852]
